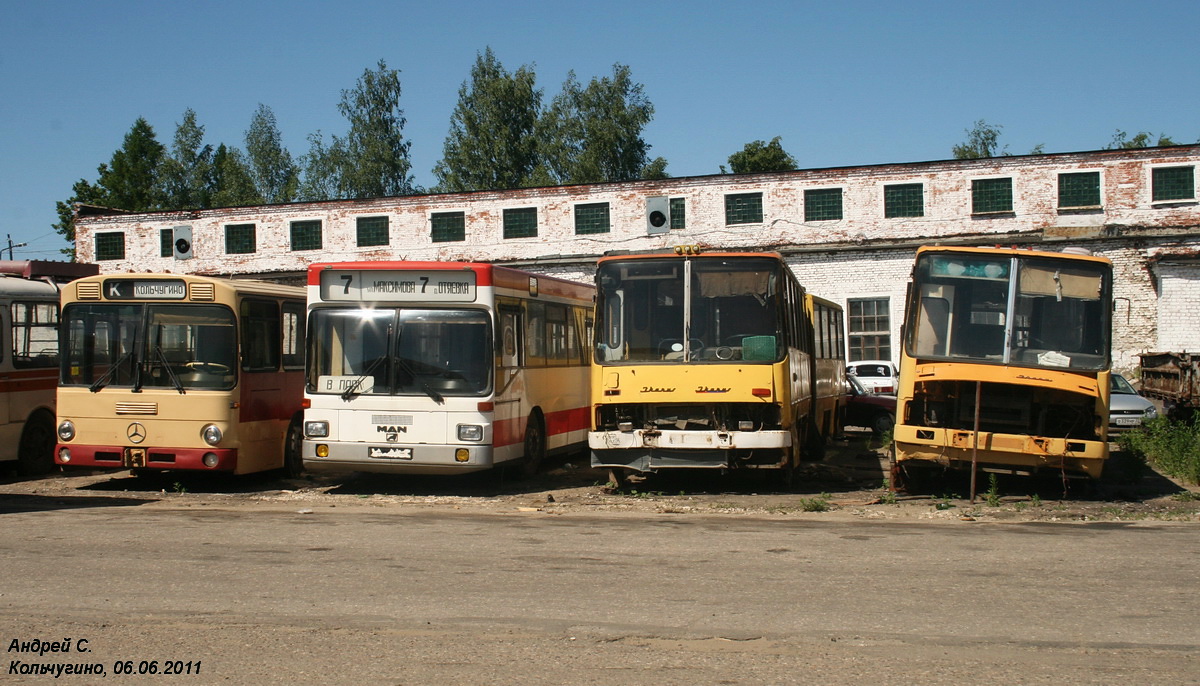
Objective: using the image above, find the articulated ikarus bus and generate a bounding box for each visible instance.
[55,273,307,476]
[893,245,1114,486]
[301,261,595,476]
[589,247,836,486]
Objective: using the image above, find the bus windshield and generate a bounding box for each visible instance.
[61,303,238,390]
[308,308,491,397]
[907,252,1111,371]
[595,257,784,364]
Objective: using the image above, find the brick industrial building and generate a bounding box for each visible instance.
[73,144,1200,374]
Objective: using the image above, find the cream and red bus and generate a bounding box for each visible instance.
[0,260,98,474]
[55,273,306,476]
[302,261,594,476]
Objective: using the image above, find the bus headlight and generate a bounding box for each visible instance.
[305,420,329,438]
[457,424,483,441]
[202,424,223,446]
[202,453,220,468]
[57,420,76,442]
[58,447,71,463]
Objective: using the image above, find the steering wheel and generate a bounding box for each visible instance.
[185,362,231,374]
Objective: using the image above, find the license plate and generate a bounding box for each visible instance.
[1114,417,1141,426]
[369,446,413,459]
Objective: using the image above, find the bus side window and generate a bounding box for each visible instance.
[282,301,305,370]
[241,300,280,371]
[498,306,521,369]
[11,301,59,369]
[525,301,546,367]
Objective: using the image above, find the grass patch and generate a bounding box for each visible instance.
[797,493,832,512]
[1118,416,1200,485]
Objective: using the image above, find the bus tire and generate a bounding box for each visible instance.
[17,410,56,476]
[283,417,304,478]
[520,411,546,477]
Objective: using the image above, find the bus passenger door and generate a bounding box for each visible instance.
[494,304,525,462]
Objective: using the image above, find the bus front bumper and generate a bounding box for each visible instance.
[892,426,1108,479]
[589,429,790,472]
[55,444,238,471]
[302,440,494,475]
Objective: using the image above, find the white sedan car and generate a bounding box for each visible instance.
[847,360,898,395]
[1108,373,1158,434]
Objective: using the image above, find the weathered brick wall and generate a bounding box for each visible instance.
[73,146,1200,371]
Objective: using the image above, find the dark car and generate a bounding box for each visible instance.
[844,375,896,435]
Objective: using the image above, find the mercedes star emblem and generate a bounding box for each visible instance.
[127,423,147,444]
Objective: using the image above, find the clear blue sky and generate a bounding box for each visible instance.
[2,0,1197,260]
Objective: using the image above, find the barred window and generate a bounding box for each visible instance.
[804,188,843,221]
[95,232,125,261]
[431,212,466,242]
[884,183,924,218]
[574,202,610,235]
[725,192,763,224]
[1152,166,1195,202]
[848,297,890,361]
[356,216,389,247]
[160,229,173,257]
[290,220,322,251]
[669,197,686,229]
[971,177,1013,214]
[1058,172,1101,208]
[225,224,256,254]
[503,207,537,239]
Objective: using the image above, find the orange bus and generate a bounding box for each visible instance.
[55,273,306,476]
[302,261,594,475]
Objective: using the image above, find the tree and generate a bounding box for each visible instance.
[210,144,262,207]
[723,137,797,174]
[952,120,1007,159]
[433,48,541,192]
[52,177,106,257]
[336,59,416,198]
[535,64,657,185]
[297,131,346,202]
[1107,130,1178,149]
[160,108,214,209]
[245,103,299,204]
[97,117,166,211]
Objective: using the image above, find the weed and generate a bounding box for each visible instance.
[1014,501,1028,511]
[934,493,958,510]
[1030,494,1042,507]
[172,481,187,494]
[1118,416,1200,485]
[878,479,898,505]
[798,493,832,512]
[984,473,1001,507]
[1170,490,1200,502]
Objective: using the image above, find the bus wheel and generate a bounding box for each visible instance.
[17,411,56,476]
[283,418,304,478]
[519,412,547,477]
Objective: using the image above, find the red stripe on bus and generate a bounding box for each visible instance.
[493,406,590,448]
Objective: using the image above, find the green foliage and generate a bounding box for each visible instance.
[535,63,656,185]
[798,493,832,512]
[1118,416,1200,485]
[433,48,542,193]
[159,108,214,210]
[337,59,417,198]
[1106,130,1178,149]
[984,473,1001,507]
[245,103,299,203]
[952,119,1006,159]
[724,136,797,174]
[210,144,262,207]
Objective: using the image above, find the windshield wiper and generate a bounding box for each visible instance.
[394,356,445,405]
[340,355,389,401]
[148,345,186,394]
[89,351,135,393]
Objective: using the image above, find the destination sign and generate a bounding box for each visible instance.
[320,270,477,302]
[103,279,187,300]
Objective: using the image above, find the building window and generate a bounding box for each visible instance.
[725,192,763,224]
[804,188,843,221]
[1152,166,1195,202]
[356,216,389,247]
[431,212,466,242]
[95,232,125,261]
[503,207,537,239]
[225,224,256,254]
[159,228,173,257]
[971,177,1013,214]
[574,202,610,235]
[884,183,924,218]
[1058,171,1101,208]
[848,297,890,362]
[669,197,686,229]
[290,220,322,251]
